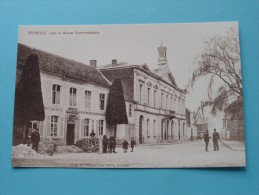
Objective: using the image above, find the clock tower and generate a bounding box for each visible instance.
[158,43,168,69]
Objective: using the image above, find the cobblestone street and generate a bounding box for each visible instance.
[12,140,246,168]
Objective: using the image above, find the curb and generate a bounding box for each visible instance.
[220,140,245,151]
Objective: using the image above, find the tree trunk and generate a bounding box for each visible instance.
[24,122,30,146]
[114,125,117,138]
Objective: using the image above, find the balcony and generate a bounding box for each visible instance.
[165,110,176,119]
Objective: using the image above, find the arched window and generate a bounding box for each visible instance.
[147,119,150,136]
[153,120,156,137]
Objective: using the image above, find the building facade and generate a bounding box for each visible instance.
[100,44,187,144]
[222,98,244,141]
[15,44,111,145]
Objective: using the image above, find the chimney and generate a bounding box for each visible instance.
[112,59,117,66]
[90,60,97,68]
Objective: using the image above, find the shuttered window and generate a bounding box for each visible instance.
[52,84,61,104]
[85,91,91,109]
[69,88,77,106]
[99,93,105,110]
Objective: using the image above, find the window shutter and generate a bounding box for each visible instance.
[39,121,44,137]
[47,116,51,137]
[96,120,99,135]
[43,80,51,106]
[60,117,64,138]
[81,119,84,138]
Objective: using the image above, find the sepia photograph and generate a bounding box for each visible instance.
[12,22,245,168]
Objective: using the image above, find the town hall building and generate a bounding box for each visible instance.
[99,44,187,144]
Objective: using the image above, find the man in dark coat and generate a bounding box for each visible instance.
[31,128,40,152]
[102,135,109,153]
[203,130,210,152]
[108,136,116,153]
[213,128,220,151]
[122,139,129,153]
[130,138,136,152]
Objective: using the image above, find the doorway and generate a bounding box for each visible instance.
[139,115,143,144]
[66,124,75,145]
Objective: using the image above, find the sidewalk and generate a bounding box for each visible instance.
[220,140,245,151]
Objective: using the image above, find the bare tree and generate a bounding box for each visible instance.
[190,28,242,115]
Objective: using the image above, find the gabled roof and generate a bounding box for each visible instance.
[99,62,184,93]
[17,43,110,87]
[152,67,178,87]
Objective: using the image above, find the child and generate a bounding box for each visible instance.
[122,139,129,153]
[130,138,136,152]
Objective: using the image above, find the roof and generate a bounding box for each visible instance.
[17,43,110,87]
[99,62,184,93]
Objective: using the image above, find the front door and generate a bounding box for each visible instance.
[66,124,75,145]
[139,116,143,144]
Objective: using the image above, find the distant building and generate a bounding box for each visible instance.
[196,124,208,139]
[99,44,187,144]
[14,43,111,145]
[223,99,244,140]
[185,109,198,140]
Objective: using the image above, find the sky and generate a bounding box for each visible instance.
[18,22,240,130]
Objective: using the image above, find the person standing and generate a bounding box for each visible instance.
[89,130,96,146]
[31,128,40,152]
[122,139,129,153]
[102,135,109,153]
[203,130,210,152]
[213,128,220,151]
[130,138,136,152]
[108,136,116,153]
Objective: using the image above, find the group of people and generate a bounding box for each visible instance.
[101,135,117,153]
[101,134,136,153]
[203,128,220,152]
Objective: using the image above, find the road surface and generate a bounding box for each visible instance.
[12,140,246,168]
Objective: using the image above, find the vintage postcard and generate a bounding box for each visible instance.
[12,22,245,168]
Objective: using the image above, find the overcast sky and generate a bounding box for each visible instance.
[18,22,239,127]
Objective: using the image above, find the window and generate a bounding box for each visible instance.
[98,120,104,135]
[52,84,61,104]
[166,94,168,108]
[171,96,173,110]
[69,88,77,106]
[147,88,150,106]
[91,120,95,131]
[82,119,90,137]
[28,121,39,137]
[153,120,156,137]
[51,116,58,137]
[147,119,150,136]
[161,92,164,108]
[99,93,105,110]
[129,104,132,117]
[153,90,156,108]
[85,90,91,109]
[139,84,143,104]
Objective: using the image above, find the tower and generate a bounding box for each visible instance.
[157,43,168,69]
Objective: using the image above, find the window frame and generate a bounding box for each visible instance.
[99,93,105,110]
[52,84,61,105]
[50,116,59,137]
[85,90,92,109]
[69,87,77,107]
